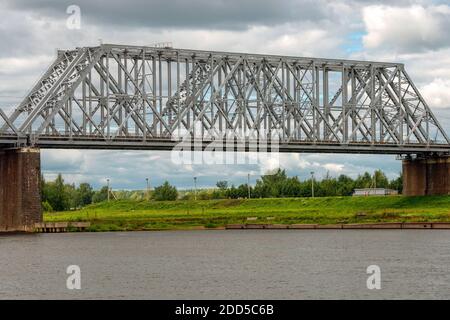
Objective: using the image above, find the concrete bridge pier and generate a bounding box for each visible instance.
[0,148,42,232]
[403,155,450,196]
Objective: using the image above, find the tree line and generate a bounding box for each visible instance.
[41,174,105,211]
[41,175,179,211]
[41,169,402,211]
[206,169,402,200]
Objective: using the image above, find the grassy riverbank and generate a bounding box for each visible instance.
[43,196,450,232]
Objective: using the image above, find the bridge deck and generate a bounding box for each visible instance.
[0,136,448,155]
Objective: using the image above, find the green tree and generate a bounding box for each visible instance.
[92,186,109,203]
[354,172,373,188]
[211,189,226,199]
[76,183,94,207]
[225,185,239,198]
[336,174,355,196]
[389,173,403,193]
[373,169,389,188]
[153,181,178,201]
[253,168,288,198]
[41,174,50,204]
[280,176,302,197]
[318,173,338,197]
[65,183,77,209]
[216,181,228,191]
[41,200,53,212]
[237,184,250,198]
[45,174,70,211]
[252,180,272,198]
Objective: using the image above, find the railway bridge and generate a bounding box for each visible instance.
[1,44,449,231]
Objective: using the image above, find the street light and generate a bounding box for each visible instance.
[194,177,197,201]
[310,171,315,198]
[106,178,110,202]
[247,173,251,199]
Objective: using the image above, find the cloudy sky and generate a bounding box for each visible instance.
[1,0,450,190]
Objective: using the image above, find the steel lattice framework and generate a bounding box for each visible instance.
[0,44,449,154]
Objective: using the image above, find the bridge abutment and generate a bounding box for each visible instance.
[0,148,42,232]
[402,155,450,196]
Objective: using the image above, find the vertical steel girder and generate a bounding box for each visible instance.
[0,44,448,153]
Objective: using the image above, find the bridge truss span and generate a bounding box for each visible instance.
[0,44,448,155]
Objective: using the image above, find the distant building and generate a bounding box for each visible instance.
[353,188,398,196]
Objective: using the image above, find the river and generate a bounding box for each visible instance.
[0,230,449,299]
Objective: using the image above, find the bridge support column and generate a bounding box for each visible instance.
[0,148,42,232]
[402,155,450,196]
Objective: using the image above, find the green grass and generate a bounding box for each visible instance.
[44,196,450,232]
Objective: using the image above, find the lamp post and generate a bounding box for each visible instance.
[194,177,197,201]
[106,178,110,202]
[247,173,251,199]
[310,171,315,198]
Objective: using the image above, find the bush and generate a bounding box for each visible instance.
[198,190,213,200]
[152,181,178,201]
[92,186,109,203]
[42,200,53,212]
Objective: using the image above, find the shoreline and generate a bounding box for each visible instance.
[226,222,450,230]
[31,221,450,233]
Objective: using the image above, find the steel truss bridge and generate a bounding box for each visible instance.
[0,44,449,155]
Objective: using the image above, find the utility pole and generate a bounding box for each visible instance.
[247,173,251,199]
[107,178,110,202]
[146,178,150,200]
[194,177,197,201]
[310,171,315,198]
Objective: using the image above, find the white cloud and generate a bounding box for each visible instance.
[421,78,450,109]
[0,56,53,75]
[323,163,345,173]
[362,5,450,52]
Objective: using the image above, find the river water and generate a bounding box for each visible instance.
[0,230,449,299]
